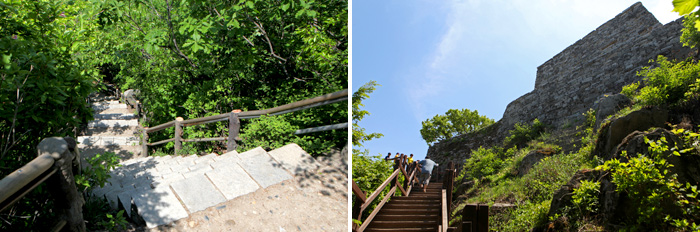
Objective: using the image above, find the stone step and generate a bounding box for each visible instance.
[79,145,143,169]
[78,136,139,146]
[84,126,140,137]
[88,119,139,128]
[94,113,137,120]
[92,104,127,112]
[90,145,307,228]
[94,107,134,115]
[91,100,121,106]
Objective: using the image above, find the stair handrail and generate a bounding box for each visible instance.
[440,161,456,231]
[442,189,448,232]
[0,137,86,232]
[137,89,348,155]
[351,154,419,232]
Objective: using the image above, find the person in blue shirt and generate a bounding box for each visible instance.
[417,159,438,192]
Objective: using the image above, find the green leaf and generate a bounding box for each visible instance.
[246,1,254,9]
[281,3,290,11]
[673,0,700,15]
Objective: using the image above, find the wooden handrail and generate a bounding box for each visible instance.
[352,154,421,232]
[442,189,448,232]
[0,153,55,206]
[0,137,86,231]
[140,89,348,155]
[361,168,399,213]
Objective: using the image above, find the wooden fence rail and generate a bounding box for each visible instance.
[0,137,86,232]
[136,89,348,156]
[352,155,447,232]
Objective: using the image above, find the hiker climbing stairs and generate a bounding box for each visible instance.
[89,143,319,228]
[78,95,142,165]
[365,183,443,232]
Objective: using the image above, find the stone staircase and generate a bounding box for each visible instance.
[89,143,321,228]
[78,98,142,166]
[365,183,443,232]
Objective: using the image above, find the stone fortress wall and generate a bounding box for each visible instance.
[500,2,691,132]
[427,2,694,165]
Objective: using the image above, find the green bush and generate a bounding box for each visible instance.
[462,146,517,181]
[572,180,600,216]
[630,55,700,106]
[494,200,550,231]
[75,152,121,192]
[505,119,546,148]
[596,129,700,231]
[77,152,128,231]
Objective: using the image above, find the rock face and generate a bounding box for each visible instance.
[547,127,700,229]
[593,106,668,160]
[516,150,551,177]
[426,2,693,164]
[592,94,632,129]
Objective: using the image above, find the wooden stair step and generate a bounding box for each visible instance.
[383,203,440,209]
[364,226,438,232]
[374,214,440,221]
[378,208,440,215]
[368,220,439,228]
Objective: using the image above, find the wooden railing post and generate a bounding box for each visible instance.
[445,162,455,218]
[227,110,241,153]
[351,181,367,232]
[174,117,183,155]
[38,137,86,232]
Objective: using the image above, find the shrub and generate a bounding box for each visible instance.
[631,55,700,106]
[596,129,700,230]
[505,119,545,148]
[76,152,128,231]
[572,180,601,216]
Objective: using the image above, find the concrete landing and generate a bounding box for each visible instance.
[90,144,316,228]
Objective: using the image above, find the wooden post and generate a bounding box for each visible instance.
[462,204,478,232]
[477,204,489,232]
[446,162,455,216]
[38,137,86,232]
[141,128,148,157]
[227,110,241,153]
[174,117,183,155]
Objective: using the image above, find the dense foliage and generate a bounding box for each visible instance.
[503,118,546,148]
[0,0,346,230]
[97,0,348,155]
[596,129,700,231]
[352,81,383,155]
[420,108,494,145]
[626,56,700,106]
[0,0,101,230]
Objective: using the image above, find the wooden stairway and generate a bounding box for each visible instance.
[365,183,443,232]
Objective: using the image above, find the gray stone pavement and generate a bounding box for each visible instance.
[90,144,318,228]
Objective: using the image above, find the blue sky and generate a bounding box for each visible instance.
[351,0,680,160]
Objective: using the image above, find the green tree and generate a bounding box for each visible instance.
[352,81,383,155]
[420,108,494,145]
[94,0,348,155]
[0,0,102,230]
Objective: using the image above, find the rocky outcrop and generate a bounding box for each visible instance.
[547,127,700,230]
[593,106,668,160]
[592,94,632,129]
[516,150,553,177]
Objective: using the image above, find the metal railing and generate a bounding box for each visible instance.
[137,89,348,155]
[0,137,86,232]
